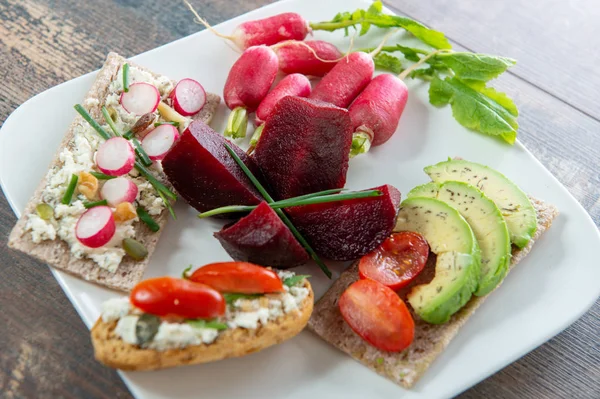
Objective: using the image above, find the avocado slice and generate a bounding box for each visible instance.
[395,197,481,324]
[408,181,511,296]
[424,159,537,248]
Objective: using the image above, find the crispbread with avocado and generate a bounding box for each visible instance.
[91,280,314,371]
[8,52,220,292]
[308,197,558,388]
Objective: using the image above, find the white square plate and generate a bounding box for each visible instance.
[1,0,599,398]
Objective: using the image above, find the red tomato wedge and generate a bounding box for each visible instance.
[130,277,225,319]
[359,231,429,290]
[189,262,284,294]
[339,279,414,352]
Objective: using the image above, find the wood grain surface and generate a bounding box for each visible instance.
[0,0,598,398]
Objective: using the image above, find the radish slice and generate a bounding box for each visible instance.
[120,82,160,115]
[100,177,138,207]
[96,137,135,176]
[75,206,116,248]
[170,79,206,116]
[141,125,180,161]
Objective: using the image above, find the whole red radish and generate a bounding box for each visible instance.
[255,74,311,125]
[309,51,374,108]
[274,40,342,77]
[349,74,408,149]
[223,45,279,138]
[75,206,116,248]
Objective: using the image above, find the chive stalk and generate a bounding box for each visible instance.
[83,199,108,209]
[136,207,160,232]
[223,143,332,278]
[154,121,179,127]
[61,174,79,205]
[101,106,121,137]
[123,63,130,92]
[134,162,177,201]
[132,138,153,167]
[90,171,116,180]
[123,130,134,140]
[74,104,111,140]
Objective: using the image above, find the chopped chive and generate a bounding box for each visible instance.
[154,121,179,127]
[90,171,116,180]
[136,207,160,232]
[101,106,121,137]
[187,319,228,330]
[123,63,130,92]
[132,138,152,167]
[223,293,261,304]
[61,174,79,205]
[134,161,177,201]
[74,104,111,140]
[224,143,332,278]
[283,275,311,287]
[123,130,134,140]
[157,189,177,220]
[83,199,108,209]
[198,205,255,218]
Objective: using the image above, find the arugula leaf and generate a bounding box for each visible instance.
[223,293,261,304]
[187,319,228,330]
[436,52,516,82]
[429,76,518,144]
[283,275,311,287]
[373,53,403,74]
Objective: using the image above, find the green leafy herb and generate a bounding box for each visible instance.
[83,199,108,209]
[61,174,79,205]
[373,53,403,74]
[154,121,180,127]
[283,275,310,287]
[74,104,111,140]
[223,293,261,304]
[429,76,518,144]
[90,171,116,180]
[436,52,516,82]
[101,106,121,137]
[123,63,130,93]
[187,319,229,330]
[182,265,192,279]
[309,1,451,49]
[136,206,160,232]
[132,138,153,167]
[136,313,160,344]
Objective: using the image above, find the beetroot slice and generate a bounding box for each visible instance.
[287,185,401,261]
[252,96,352,200]
[215,202,309,268]
[163,120,264,213]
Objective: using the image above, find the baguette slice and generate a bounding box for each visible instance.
[308,197,558,388]
[8,52,220,292]
[92,281,314,371]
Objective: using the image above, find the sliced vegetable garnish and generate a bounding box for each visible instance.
[283,275,310,287]
[136,206,160,232]
[122,63,130,93]
[224,143,332,278]
[62,174,79,205]
[83,199,108,209]
[189,262,284,294]
[101,106,121,137]
[135,313,160,344]
[122,238,149,260]
[130,277,226,319]
[134,161,177,201]
[154,121,179,127]
[75,206,116,248]
[36,203,54,220]
[90,171,117,180]
[74,104,111,140]
[132,138,153,167]
[187,319,228,330]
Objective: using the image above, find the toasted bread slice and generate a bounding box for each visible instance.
[308,197,558,388]
[8,52,220,292]
[91,281,314,371]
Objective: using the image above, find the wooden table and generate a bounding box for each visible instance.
[0,0,598,397]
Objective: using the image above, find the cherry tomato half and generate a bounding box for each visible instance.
[359,231,429,290]
[339,279,414,352]
[189,262,284,294]
[130,277,225,319]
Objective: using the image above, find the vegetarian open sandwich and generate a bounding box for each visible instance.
[8,52,220,291]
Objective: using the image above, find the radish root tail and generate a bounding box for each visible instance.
[368,29,400,58]
[184,1,236,43]
[271,41,345,64]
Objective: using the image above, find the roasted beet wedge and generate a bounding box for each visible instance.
[215,202,309,268]
[163,120,263,213]
[287,185,401,261]
[252,96,352,200]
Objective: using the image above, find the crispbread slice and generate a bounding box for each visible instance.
[308,197,558,388]
[8,52,220,292]
[91,281,314,370]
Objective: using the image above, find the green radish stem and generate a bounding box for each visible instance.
[224,107,248,139]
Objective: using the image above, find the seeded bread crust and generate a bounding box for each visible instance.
[91,281,313,371]
[8,52,220,292]
[308,197,558,388]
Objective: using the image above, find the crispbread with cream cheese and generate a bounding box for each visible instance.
[308,197,558,388]
[91,281,313,370]
[8,52,220,292]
